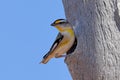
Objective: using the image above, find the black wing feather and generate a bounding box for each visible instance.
[49,33,63,51]
[43,33,63,59]
[66,37,77,54]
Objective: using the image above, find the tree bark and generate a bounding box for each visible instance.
[62,0,120,80]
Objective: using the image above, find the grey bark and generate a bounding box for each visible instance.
[62,0,120,80]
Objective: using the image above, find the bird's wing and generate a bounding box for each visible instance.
[66,37,77,54]
[43,33,64,59]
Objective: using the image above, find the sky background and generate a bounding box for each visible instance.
[0,0,72,80]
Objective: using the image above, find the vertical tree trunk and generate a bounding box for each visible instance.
[62,0,120,80]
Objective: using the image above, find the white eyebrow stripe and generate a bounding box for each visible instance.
[60,20,66,22]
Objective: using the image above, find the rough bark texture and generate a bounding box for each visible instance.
[62,0,120,80]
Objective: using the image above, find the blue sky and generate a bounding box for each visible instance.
[0,0,72,80]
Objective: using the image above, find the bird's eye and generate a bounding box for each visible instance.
[59,22,66,24]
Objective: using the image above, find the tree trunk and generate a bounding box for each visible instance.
[62,0,120,80]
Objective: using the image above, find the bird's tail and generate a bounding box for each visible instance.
[40,58,50,64]
[40,52,53,64]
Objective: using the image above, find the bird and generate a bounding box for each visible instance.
[40,19,77,64]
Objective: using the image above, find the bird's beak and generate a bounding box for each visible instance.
[51,23,55,26]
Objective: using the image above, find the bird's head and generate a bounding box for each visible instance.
[51,19,72,32]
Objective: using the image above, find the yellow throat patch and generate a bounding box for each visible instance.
[56,26,64,32]
[55,26,74,36]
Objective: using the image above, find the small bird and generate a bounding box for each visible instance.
[40,19,77,64]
